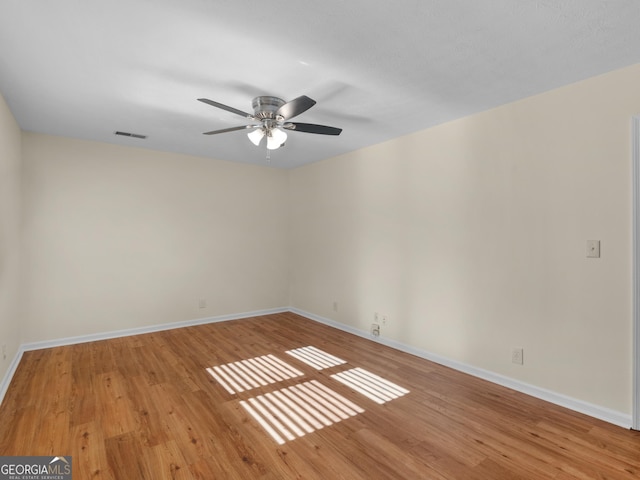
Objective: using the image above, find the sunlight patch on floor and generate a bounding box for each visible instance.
[331,368,409,404]
[207,354,303,394]
[285,345,347,370]
[207,346,410,444]
[240,380,364,445]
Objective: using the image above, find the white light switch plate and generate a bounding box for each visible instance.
[586,240,600,258]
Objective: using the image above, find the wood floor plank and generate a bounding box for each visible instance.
[105,433,154,479]
[147,439,192,480]
[1,312,640,479]
[0,406,39,456]
[95,372,138,439]
[71,421,115,480]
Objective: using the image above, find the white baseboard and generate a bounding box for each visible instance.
[0,348,24,407]
[20,307,289,352]
[1,306,631,429]
[289,307,632,429]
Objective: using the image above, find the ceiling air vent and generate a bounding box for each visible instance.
[114,131,147,139]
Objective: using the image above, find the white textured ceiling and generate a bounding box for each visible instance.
[1,0,639,168]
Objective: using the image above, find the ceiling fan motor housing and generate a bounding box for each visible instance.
[252,96,286,120]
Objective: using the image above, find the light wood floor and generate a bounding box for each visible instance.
[1,312,639,479]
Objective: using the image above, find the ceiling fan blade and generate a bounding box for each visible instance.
[198,98,254,119]
[284,122,342,135]
[203,125,254,135]
[277,95,316,120]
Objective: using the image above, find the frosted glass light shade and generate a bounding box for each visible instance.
[267,128,287,150]
[247,128,265,146]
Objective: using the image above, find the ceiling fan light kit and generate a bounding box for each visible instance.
[198,94,342,153]
[266,127,287,150]
[247,127,265,146]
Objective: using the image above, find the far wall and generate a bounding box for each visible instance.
[21,134,290,342]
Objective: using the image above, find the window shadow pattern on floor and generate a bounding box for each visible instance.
[240,379,364,445]
[206,354,303,394]
[207,346,409,444]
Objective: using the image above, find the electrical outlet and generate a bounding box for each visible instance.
[198,299,207,309]
[382,314,388,326]
[333,301,338,312]
[374,312,379,322]
[371,324,380,337]
[586,240,601,258]
[511,347,524,365]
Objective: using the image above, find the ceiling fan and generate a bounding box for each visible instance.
[197,95,342,150]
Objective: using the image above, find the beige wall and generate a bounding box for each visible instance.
[0,93,22,381]
[21,134,290,342]
[290,64,639,414]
